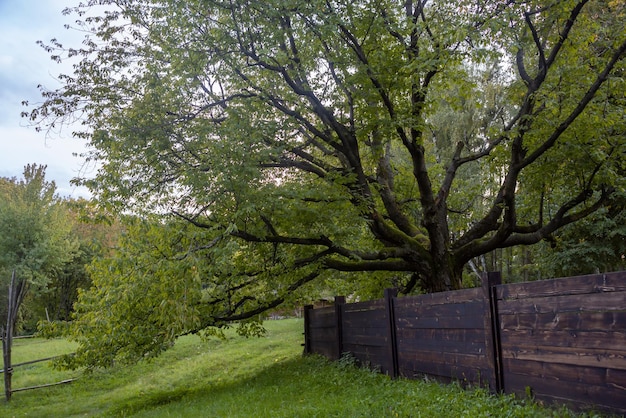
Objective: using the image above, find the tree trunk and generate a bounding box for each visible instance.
[420,257,463,293]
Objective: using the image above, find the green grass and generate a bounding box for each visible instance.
[0,319,595,417]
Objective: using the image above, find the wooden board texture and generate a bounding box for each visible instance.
[304,271,626,414]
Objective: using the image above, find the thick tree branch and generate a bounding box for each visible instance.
[260,157,328,179]
[501,187,613,248]
[323,258,417,272]
[214,271,321,322]
[231,229,333,247]
[454,3,624,252]
[524,12,546,80]
[520,37,626,170]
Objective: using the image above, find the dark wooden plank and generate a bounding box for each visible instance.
[345,342,393,364]
[342,299,385,313]
[342,328,389,340]
[342,309,388,326]
[343,333,391,347]
[501,345,626,369]
[308,341,337,354]
[396,288,483,308]
[345,344,392,361]
[498,311,626,332]
[309,323,337,332]
[496,271,626,301]
[503,357,595,384]
[395,327,487,344]
[344,341,391,353]
[398,356,488,384]
[500,329,626,351]
[396,313,485,329]
[309,327,337,343]
[344,341,390,352]
[399,357,480,377]
[397,347,487,369]
[394,299,484,319]
[397,344,488,366]
[309,319,336,329]
[309,324,336,334]
[497,291,626,315]
[502,357,611,387]
[309,310,336,328]
[342,324,389,333]
[503,372,626,414]
[398,351,486,370]
[342,326,390,338]
[607,367,626,383]
[396,328,487,356]
[397,339,486,356]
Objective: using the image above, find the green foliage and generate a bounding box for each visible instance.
[235,317,268,338]
[24,198,124,333]
[60,217,203,369]
[0,165,75,286]
[535,192,626,277]
[0,165,79,331]
[59,216,290,369]
[27,1,626,364]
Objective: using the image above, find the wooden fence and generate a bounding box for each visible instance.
[2,271,76,401]
[303,271,626,415]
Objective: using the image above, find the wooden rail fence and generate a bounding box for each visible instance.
[2,271,76,401]
[303,271,626,415]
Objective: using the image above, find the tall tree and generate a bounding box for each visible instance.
[27,198,123,328]
[28,1,625,317]
[0,165,78,331]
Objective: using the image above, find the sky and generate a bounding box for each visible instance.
[0,0,92,198]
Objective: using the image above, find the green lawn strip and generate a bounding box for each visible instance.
[1,319,592,417]
[10,337,77,362]
[133,355,577,418]
[4,338,79,395]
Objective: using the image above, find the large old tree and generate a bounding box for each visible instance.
[29,0,625,364]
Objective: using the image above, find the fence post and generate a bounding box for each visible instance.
[303,304,313,355]
[481,271,503,393]
[384,288,399,378]
[334,296,345,360]
[3,270,17,402]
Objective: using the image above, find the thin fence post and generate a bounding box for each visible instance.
[3,270,17,402]
[334,296,345,360]
[1,326,7,401]
[303,304,313,355]
[481,271,503,393]
[384,288,399,378]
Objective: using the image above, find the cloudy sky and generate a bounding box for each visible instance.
[0,0,92,197]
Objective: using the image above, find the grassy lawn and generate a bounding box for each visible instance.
[0,319,595,417]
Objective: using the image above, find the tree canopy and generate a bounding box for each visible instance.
[29,0,626,364]
[27,198,123,329]
[0,165,79,330]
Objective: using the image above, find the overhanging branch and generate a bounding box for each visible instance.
[214,271,321,322]
[502,186,613,247]
[324,258,419,272]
